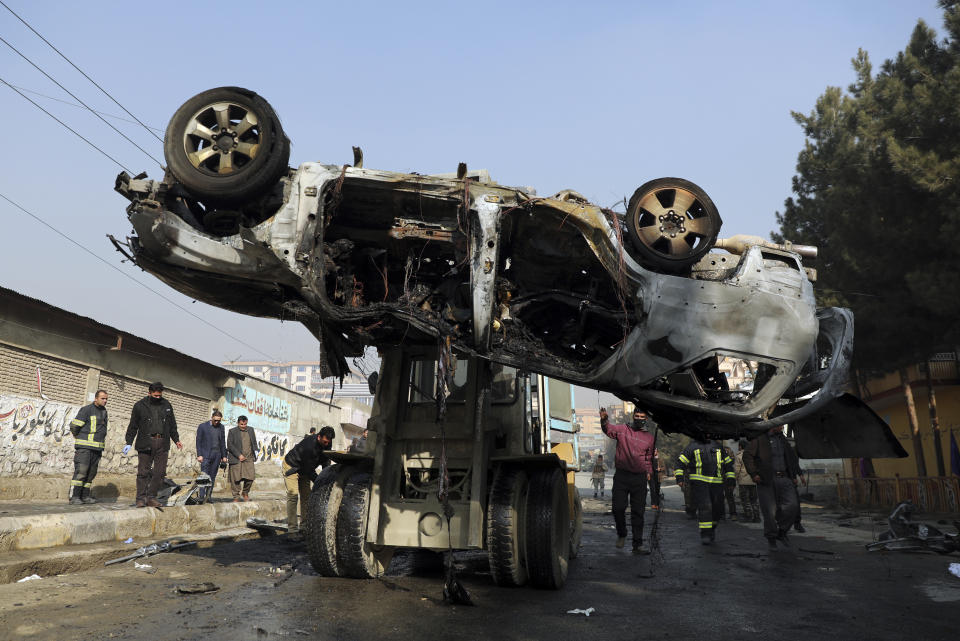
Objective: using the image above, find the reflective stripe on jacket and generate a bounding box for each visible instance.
[674,441,735,484]
[71,403,107,450]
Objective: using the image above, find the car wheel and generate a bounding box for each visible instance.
[625,177,722,273]
[163,86,290,204]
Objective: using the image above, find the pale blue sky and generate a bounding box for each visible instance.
[0,1,946,385]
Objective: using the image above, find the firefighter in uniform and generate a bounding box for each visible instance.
[69,390,109,504]
[675,438,734,545]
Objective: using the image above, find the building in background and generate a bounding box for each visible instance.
[223,360,374,407]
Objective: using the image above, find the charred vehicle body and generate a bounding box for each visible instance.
[113,87,901,451]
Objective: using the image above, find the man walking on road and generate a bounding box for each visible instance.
[68,390,109,504]
[227,416,257,501]
[735,439,760,522]
[600,407,655,555]
[590,453,608,498]
[283,426,335,536]
[195,409,228,502]
[124,382,182,508]
[675,438,735,545]
[742,427,802,549]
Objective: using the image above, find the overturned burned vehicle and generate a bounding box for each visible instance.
[113,87,901,450]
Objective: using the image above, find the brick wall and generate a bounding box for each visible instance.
[0,344,87,405]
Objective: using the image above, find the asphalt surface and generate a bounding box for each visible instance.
[2,475,959,641]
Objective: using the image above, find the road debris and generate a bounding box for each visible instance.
[866,501,959,554]
[16,574,42,582]
[177,582,220,594]
[567,607,595,617]
[134,562,156,574]
[123,537,134,544]
[949,563,960,579]
[105,540,197,566]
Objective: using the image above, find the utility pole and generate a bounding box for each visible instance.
[900,367,927,478]
[925,359,945,477]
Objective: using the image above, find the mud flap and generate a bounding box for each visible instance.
[789,393,907,458]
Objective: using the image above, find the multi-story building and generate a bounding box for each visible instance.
[223,360,374,409]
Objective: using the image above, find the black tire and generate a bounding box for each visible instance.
[525,467,570,590]
[486,466,529,587]
[163,86,290,204]
[336,470,384,579]
[305,464,346,577]
[625,177,722,273]
[569,485,583,560]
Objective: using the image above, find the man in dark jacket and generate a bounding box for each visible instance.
[68,390,109,504]
[283,426,335,535]
[195,409,228,502]
[123,382,183,508]
[742,427,801,549]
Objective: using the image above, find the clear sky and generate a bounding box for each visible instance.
[0,0,946,404]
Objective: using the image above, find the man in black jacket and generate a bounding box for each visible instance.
[742,427,801,549]
[282,426,335,535]
[68,390,109,504]
[123,382,183,508]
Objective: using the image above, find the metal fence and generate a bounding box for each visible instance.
[837,475,960,513]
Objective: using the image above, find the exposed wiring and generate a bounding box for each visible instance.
[6,84,163,132]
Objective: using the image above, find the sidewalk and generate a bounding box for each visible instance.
[0,491,286,553]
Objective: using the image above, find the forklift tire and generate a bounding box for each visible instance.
[336,470,386,579]
[569,485,583,559]
[486,466,529,587]
[525,467,570,589]
[305,465,346,577]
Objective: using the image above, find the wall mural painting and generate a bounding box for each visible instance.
[0,393,79,472]
[223,384,291,434]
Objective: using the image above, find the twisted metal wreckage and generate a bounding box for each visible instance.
[111,87,904,455]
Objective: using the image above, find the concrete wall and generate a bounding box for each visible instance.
[0,288,344,498]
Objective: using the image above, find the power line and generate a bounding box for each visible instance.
[8,84,164,132]
[0,0,163,144]
[0,191,280,362]
[0,34,163,167]
[0,74,132,172]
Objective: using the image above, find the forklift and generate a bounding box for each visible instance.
[304,345,583,589]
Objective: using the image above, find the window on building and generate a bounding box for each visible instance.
[296,366,307,373]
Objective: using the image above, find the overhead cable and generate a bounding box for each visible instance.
[0,191,280,362]
[0,35,163,167]
[9,83,163,132]
[0,74,132,172]
[0,0,164,143]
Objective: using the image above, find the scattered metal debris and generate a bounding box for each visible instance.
[247,517,289,536]
[567,607,595,617]
[134,562,156,574]
[105,540,197,566]
[177,582,220,595]
[866,501,959,554]
[16,574,41,582]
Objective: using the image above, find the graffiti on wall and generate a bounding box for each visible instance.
[223,384,291,434]
[0,394,80,474]
[255,434,289,463]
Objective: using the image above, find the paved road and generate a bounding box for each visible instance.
[2,476,959,641]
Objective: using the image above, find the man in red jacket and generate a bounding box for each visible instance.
[600,407,655,555]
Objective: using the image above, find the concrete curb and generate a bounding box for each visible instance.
[0,499,286,552]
